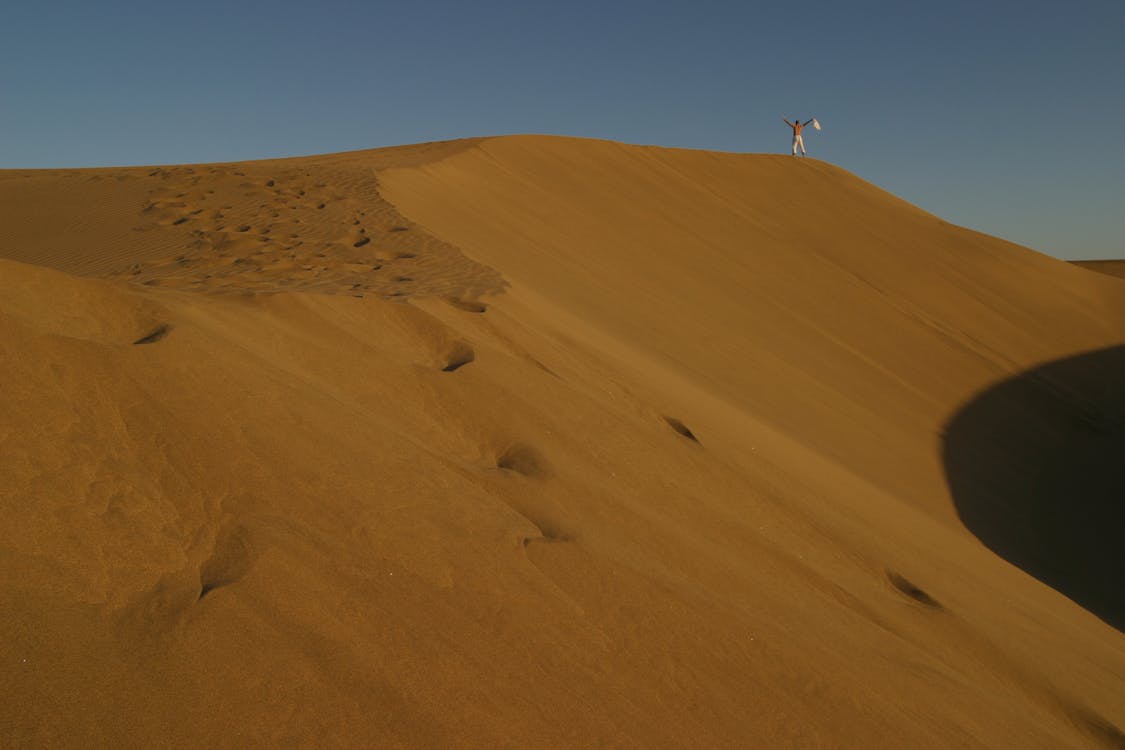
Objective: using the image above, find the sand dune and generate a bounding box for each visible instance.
[2,136,1123,748]
[1074,259,1125,280]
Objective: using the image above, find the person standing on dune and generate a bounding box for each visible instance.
[783,117,814,156]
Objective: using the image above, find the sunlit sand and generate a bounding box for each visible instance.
[2,136,1123,748]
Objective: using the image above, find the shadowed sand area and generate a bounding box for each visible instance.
[943,345,1125,631]
[2,136,1124,748]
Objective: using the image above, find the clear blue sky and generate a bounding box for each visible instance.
[2,0,1122,259]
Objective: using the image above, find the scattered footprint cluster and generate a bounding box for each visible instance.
[113,162,504,299]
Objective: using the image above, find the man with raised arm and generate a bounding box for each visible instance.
[783,117,814,156]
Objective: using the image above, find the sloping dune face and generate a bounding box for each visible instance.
[382,137,1125,524]
[2,137,1124,748]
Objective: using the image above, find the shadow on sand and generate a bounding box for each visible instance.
[942,345,1125,632]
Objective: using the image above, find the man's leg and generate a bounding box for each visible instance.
[792,136,798,155]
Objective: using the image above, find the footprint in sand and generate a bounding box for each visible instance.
[886,571,943,610]
[133,324,172,345]
[663,416,700,444]
[440,341,475,372]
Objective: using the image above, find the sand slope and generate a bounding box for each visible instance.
[2,136,1123,748]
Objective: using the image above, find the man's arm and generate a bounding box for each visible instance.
[803,119,813,126]
[782,118,794,127]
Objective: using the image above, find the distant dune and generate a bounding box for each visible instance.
[1074,259,1125,279]
[2,136,1123,749]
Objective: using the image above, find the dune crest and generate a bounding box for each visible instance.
[2,136,1124,748]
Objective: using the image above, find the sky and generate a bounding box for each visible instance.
[2,0,1122,259]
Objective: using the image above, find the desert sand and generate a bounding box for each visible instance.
[1,135,1123,748]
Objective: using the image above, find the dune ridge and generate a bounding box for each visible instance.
[2,136,1124,748]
